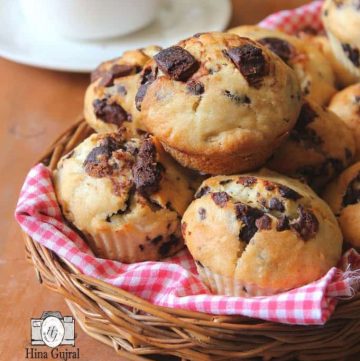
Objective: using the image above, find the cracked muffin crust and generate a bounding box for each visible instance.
[182,172,342,296]
[329,83,360,160]
[53,132,195,263]
[323,162,360,248]
[138,32,302,175]
[228,25,337,105]
[267,100,356,191]
[84,46,161,136]
[322,0,360,80]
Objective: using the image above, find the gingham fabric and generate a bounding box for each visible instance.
[15,1,360,325]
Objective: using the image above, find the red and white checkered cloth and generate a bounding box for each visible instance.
[15,1,360,325]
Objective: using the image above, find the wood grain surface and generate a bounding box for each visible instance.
[1,1,357,360]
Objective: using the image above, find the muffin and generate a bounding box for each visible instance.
[228,25,337,105]
[84,46,161,135]
[322,0,360,80]
[267,100,356,191]
[53,132,195,263]
[138,32,302,175]
[296,32,358,87]
[323,162,360,248]
[182,172,343,296]
[329,83,360,160]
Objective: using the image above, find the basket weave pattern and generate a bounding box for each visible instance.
[23,120,360,361]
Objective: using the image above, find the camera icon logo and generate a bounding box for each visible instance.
[31,311,75,348]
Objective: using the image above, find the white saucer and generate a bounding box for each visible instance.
[0,0,231,73]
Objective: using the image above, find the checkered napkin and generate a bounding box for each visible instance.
[16,164,360,325]
[15,1,360,325]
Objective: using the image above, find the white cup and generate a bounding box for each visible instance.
[19,0,160,40]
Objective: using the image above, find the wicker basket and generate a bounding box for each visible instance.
[22,119,360,361]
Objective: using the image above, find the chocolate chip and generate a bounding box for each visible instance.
[278,185,302,200]
[211,192,230,207]
[135,67,158,111]
[276,215,290,231]
[223,90,251,104]
[295,102,317,129]
[268,198,285,212]
[219,179,233,185]
[187,80,204,95]
[117,85,127,96]
[290,205,319,241]
[224,44,269,88]
[139,244,144,251]
[341,43,360,67]
[158,234,180,257]
[342,172,360,207]
[237,176,257,187]
[195,186,210,199]
[235,203,264,243]
[198,207,207,220]
[84,137,122,178]
[154,46,199,81]
[93,98,130,126]
[255,215,272,230]
[264,181,275,191]
[132,138,163,196]
[258,37,294,63]
[194,32,206,38]
[151,235,163,245]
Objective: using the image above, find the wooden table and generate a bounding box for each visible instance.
[2,1,357,360]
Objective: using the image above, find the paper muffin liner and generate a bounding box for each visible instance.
[196,264,283,297]
[327,30,360,79]
[86,230,184,263]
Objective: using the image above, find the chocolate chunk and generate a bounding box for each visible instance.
[187,80,204,95]
[84,137,122,177]
[93,98,130,126]
[211,192,230,207]
[132,138,163,196]
[278,185,302,200]
[195,186,210,199]
[223,90,251,104]
[235,203,264,243]
[194,32,206,38]
[255,215,272,230]
[237,176,257,187]
[98,64,137,87]
[151,235,163,245]
[342,172,360,207]
[296,102,317,130]
[276,215,290,231]
[264,181,275,191]
[268,198,285,212]
[290,205,319,241]
[117,85,127,96]
[224,44,269,88]
[135,67,158,111]
[158,234,180,257]
[258,37,294,63]
[342,43,360,67]
[154,46,199,81]
[219,179,233,185]
[198,207,207,220]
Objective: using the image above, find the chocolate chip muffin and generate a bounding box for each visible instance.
[322,0,360,80]
[323,162,360,248]
[267,100,356,191]
[53,132,195,263]
[84,46,161,136]
[138,32,302,175]
[228,25,337,105]
[182,171,343,296]
[329,83,360,160]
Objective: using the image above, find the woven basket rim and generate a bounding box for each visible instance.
[22,119,360,361]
